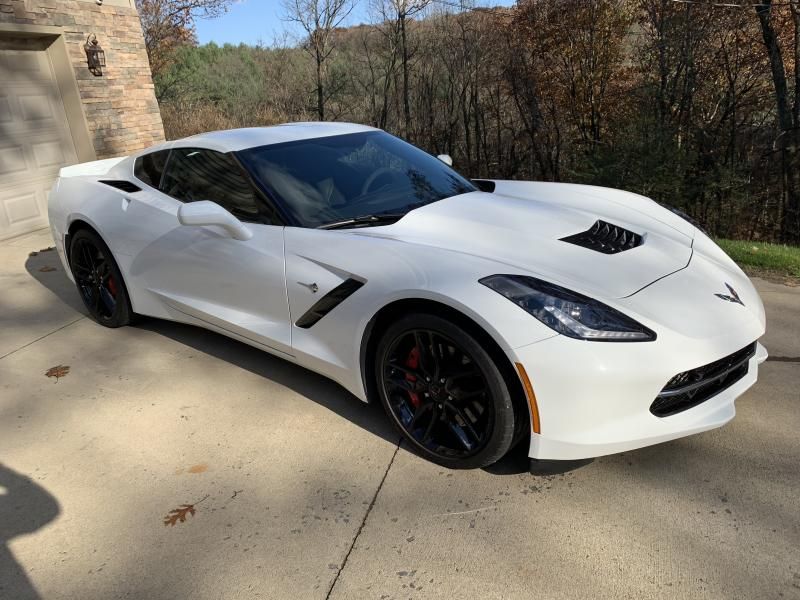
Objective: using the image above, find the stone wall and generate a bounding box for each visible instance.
[0,0,165,158]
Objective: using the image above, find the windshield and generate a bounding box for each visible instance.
[236,131,477,228]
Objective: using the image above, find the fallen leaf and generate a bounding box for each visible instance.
[39,266,56,273]
[45,365,70,381]
[29,251,38,257]
[163,504,196,526]
[187,463,208,474]
[163,495,209,527]
[39,246,55,252]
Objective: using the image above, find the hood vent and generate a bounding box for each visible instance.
[560,220,643,255]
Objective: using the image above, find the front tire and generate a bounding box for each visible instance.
[68,228,132,328]
[375,313,516,469]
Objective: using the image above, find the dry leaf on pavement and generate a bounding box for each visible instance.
[45,365,70,381]
[163,504,196,526]
[163,495,209,527]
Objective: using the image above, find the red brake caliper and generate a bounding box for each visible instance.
[405,347,421,408]
[107,275,118,298]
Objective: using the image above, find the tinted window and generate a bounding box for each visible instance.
[160,148,271,222]
[237,131,476,228]
[134,150,169,188]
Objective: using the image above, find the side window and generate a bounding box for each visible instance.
[133,150,169,189]
[159,147,274,223]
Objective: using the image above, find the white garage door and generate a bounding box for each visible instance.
[0,48,79,241]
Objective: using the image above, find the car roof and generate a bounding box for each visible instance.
[140,122,379,155]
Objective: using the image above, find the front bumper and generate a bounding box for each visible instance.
[508,237,768,461]
[516,337,767,460]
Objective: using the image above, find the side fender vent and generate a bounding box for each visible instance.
[99,180,141,193]
[560,220,643,254]
[295,278,365,329]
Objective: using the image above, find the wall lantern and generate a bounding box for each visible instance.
[84,34,106,76]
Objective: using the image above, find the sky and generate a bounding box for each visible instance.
[195,0,516,47]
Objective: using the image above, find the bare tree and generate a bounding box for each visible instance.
[374,0,431,138]
[283,0,356,120]
[136,0,233,80]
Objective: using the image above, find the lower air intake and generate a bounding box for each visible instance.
[560,220,643,254]
[650,342,757,417]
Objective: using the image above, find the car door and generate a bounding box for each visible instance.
[125,146,292,357]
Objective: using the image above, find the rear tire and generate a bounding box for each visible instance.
[68,228,132,328]
[375,312,516,469]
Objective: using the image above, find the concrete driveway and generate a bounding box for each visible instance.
[1,228,798,600]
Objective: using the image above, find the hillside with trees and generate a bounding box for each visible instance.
[137,0,800,244]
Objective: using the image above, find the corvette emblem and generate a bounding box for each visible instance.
[715,283,744,306]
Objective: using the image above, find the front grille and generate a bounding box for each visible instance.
[560,220,643,254]
[650,342,757,417]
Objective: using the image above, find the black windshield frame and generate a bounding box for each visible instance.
[236,131,477,229]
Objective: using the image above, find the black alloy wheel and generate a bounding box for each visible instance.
[376,313,516,469]
[68,229,132,328]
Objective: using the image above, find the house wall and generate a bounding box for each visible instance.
[0,0,165,159]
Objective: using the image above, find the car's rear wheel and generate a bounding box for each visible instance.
[68,229,132,328]
[375,313,516,469]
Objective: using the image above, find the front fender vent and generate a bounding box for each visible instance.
[295,278,365,329]
[561,220,643,254]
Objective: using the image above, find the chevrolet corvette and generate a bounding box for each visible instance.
[48,122,768,469]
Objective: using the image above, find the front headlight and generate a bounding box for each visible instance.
[480,274,656,342]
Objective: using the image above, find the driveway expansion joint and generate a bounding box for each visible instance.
[766,356,800,363]
[325,438,402,600]
[0,316,85,361]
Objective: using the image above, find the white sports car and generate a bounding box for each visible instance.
[48,122,768,469]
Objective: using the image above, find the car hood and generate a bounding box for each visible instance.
[364,181,695,299]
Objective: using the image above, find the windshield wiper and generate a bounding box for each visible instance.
[317,213,406,230]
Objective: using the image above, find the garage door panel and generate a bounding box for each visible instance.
[3,190,40,224]
[1,134,70,181]
[18,93,56,122]
[0,46,78,241]
[0,145,28,176]
[0,95,11,123]
[32,140,65,169]
[0,49,53,82]
[0,183,50,237]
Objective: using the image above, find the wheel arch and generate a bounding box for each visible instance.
[359,297,531,444]
[64,218,136,316]
[64,217,109,264]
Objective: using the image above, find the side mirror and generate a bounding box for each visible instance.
[437,154,453,167]
[177,201,252,241]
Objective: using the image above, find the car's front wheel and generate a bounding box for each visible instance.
[68,228,132,328]
[375,313,517,469]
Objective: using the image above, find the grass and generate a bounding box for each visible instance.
[716,239,800,283]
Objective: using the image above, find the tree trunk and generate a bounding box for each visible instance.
[315,52,325,121]
[400,12,411,139]
[756,0,800,242]
[791,2,800,240]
